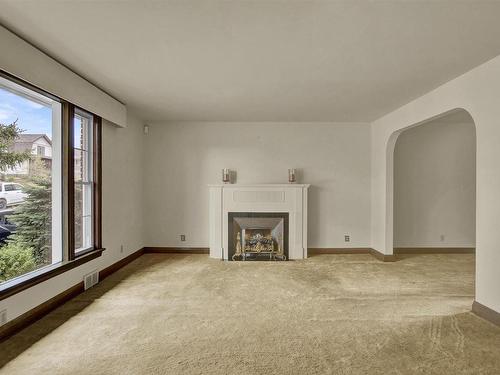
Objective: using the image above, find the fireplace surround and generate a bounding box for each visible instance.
[209,184,309,260]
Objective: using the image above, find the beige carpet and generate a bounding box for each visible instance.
[1,253,499,374]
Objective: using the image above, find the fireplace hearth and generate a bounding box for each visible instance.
[228,212,288,261]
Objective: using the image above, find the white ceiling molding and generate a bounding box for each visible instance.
[0,25,127,127]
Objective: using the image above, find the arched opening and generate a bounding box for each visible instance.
[390,108,476,310]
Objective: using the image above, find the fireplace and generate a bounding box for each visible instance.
[209,184,309,260]
[228,212,289,261]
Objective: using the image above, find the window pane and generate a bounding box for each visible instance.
[74,182,93,250]
[0,76,62,284]
[73,110,93,253]
[74,149,89,182]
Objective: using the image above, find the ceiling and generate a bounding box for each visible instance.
[1,1,500,123]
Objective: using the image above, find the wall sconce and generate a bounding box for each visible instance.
[288,168,296,183]
[222,168,231,184]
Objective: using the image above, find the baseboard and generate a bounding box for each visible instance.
[0,282,84,342]
[394,247,475,254]
[369,248,397,262]
[307,247,396,262]
[0,247,145,342]
[472,301,500,327]
[308,248,371,255]
[99,248,145,280]
[143,247,209,254]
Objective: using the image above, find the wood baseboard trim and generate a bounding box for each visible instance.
[143,247,210,254]
[0,282,83,342]
[99,248,145,280]
[0,247,145,342]
[472,301,500,327]
[308,248,371,255]
[307,248,396,262]
[394,247,475,254]
[369,248,397,262]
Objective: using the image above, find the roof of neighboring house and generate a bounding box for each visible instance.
[11,134,52,153]
[16,134,52,145]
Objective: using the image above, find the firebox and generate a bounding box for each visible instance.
[228,212,289,261]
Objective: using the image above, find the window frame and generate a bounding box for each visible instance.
[73,109,95,254]
[68,105,102,259]
[0,70,103,300]
[36,145,45,156]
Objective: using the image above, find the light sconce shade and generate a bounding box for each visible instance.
[222,168,231,183]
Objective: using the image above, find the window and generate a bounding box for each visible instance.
[5,184,23,191]
[67,105,101,260]
[0,71,102,297]
[0,74,62,284]
[73,110,94,254]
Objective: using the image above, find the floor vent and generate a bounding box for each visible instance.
[84,270,99,290]
[0,309,7,326]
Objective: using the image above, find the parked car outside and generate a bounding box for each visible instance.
[0,182,26,210]
[0,213,16,243]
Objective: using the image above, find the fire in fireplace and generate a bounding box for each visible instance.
[228,212,289,261]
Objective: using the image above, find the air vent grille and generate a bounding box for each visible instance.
[84,270,99,290]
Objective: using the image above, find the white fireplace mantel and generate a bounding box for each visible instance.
[209,184,310,260]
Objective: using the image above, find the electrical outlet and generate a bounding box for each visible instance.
[180,235,186,242]
[0,309,7,326]
[120,245,124,253]
[344,235,350,242]
[440,234,445,242]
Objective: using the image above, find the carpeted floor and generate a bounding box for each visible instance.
[1,253,499,374]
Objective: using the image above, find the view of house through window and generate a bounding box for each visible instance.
[0,76,62,284]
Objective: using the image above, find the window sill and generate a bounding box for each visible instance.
[75,246,97,258]
[0,248,105,301]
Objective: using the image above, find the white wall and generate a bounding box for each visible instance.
[0,114,144,323]
[143,122,371,249]
[394,119,476,248]
[370,54,500,313]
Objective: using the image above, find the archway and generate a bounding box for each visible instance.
[384,108,477,257]
[393,109,476,253]
[386,108,477,309]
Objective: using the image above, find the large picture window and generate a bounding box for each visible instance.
[0,75,62,283]
[0,72,102,297]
